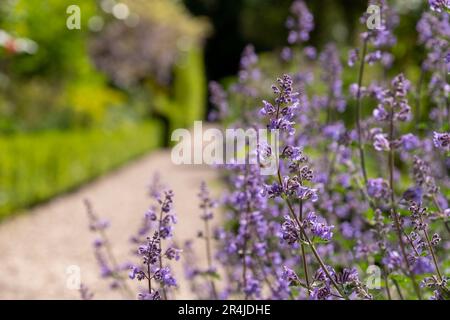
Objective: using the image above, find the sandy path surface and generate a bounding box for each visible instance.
[0,149,219,299]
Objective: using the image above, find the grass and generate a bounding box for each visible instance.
[0,120,163,219]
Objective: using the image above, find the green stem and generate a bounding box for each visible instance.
[420,222,443,281]
[242,164,250,300]
[276,169,348,299]
[355,38,369,184]
[415,67,424,126]
[158,207,168,300]
[392,279,404,300]
[299,199,311,296]
[204,217,219,299]
[383,269,392,300]
[388,110,422,300]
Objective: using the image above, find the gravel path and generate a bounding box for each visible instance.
[0,150,219,299]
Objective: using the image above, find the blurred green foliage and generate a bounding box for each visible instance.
[154,48,207,138]
[0,0,96,76]
[0,0,123,131]
[0,121,163,219]
[0,0,210,217]
[0,0,210,133]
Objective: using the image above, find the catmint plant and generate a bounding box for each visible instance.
[129,189,179,300]
[84,199,133,298]
[84,0,449,301]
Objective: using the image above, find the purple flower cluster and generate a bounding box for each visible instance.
[202,0,448,300]
[367,178,390,200]
[129,188,179,300]
[416,4,449,114]
[182,182,220,299]
[260,75,299,135]
[305,212,334,241]
[84,199,132,297]
[208,81,229,122]
[433,132,450,151]
[429,0,450,12]
[85,1,449,301]
[286,0,314,44]
[319,43,346,113]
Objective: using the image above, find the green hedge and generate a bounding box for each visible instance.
[0,121,163,219]
[154,48,207,141]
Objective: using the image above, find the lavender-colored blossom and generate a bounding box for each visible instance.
[361,0,398,48]
[260,74,299,135]
[282,266,301,285]
[305,212,334,241]
[280,47,293,61]
[373,133,390,151]
[334,268,359,285]
[128,184,180,299]
[349,83,364,98]
[85,2,449,301]
[281,216,300,245]
[209,81,229,121]
[373,104,389,121]
[303,46,317,60]
[367,178,390,199]
[286,0,314,44]
[365,50,382,65]
[198,181,216,220]
[85,199,131,294]
[311,285,332,300]
[154,267,177,287]
[433,132,450,151]
[429,0,450,12]
[401,186,423,204]
[319,43,346,112]
[400,134,420,151]
[391,74,412,122]
[323,123,346,141]
[348,49,359,67]
[296,186,319,202]
[79,284,94,300]
[238,44,260,83]
[138,291,161,300]
[243,277,262,298]
[165,247,182,261]
[412,156,440,196]
[431,233,442,246]
[413,256,434,275]
[383,250,402,271]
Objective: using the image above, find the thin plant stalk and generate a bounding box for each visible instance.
[392,279,404,300]
[299,199,311,296]
[419,215,443,281]
[383,270,392,300]
[158,207,168,300]
[203,215,219,299]
[242,164,250,300]
[147,251,153,293]
[276,168,348,300]
[355,38,369,184]
[387,109,422,300]
[415,67,424,126]
[84,200,133,299]
[274,94,347,299]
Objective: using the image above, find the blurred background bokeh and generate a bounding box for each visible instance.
[0,0,429,219]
